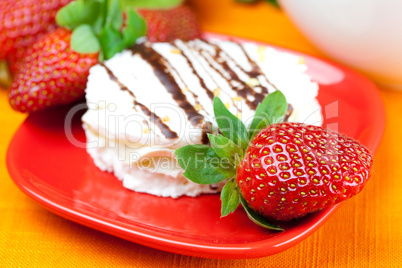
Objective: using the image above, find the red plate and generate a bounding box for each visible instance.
[6,34,385,259]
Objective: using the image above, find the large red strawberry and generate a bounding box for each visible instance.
[237,123,372,221]
[8,0,147,113]
[0,0,72,60]
[138,6,201,42]
[8,28,98,112]
[176,91,373,231]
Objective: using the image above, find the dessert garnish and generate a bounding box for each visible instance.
[175,91,373,230]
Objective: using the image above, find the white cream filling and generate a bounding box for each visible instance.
[84,125,224,198]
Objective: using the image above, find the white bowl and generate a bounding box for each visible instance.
[280,0,402,89]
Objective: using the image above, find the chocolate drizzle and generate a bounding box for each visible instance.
[100,63,178,139]
[99,63,138,111]
[161,57,211,117]
[132,44,205,127]
[181,42,242,113]
[193,40,265,110]
[135,102,178,139]
[174,44,215,100]
[102,39,295,143]
[234,42,279,91]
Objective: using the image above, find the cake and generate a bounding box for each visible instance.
[82,38,322,198]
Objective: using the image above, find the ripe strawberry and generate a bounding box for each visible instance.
[6,47,26,78]
[8,28,98,112]
[0,0,72,60]
[237,123,373,221]
[138,6,201,42]
[176,92,373,230]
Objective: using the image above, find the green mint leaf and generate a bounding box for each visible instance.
[220,178,240,217]
[175,145,235,185]
[249,90,287,139]
[56,0,101,30]
[123,9,147,47]
[240,196,284,231]
[71,24,101,53]
[213,97,249,150]
[106,0,123,30]
[99,25,125,60]
[119,0,183,9]
[208,134,243,165]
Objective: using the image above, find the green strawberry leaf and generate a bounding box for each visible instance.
[106,0,123,30]
[99,25,125,60]
[213,97,249,150]
[92,0,107,35]
[119,0,183,9]
[71,24,101,53]
[220,178,240,217]
[175,145,235,185]
[123,9,147,47]
[56,0,101,30]
[240,196,284,231]
[208,134,243,165]
[249,90,287,139]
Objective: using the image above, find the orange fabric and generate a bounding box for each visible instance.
[1,0,401,266]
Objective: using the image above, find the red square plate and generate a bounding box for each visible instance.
[6,33,385,259]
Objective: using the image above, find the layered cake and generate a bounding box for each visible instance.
[82,38,322,198]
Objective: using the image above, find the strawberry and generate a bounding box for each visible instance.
[8,28,98,112]
[6,46,28,78]
[237,123,372,221]
[8,0,147,113]
[0,0,72,60]
[176,91,373,231]
[138,6,201,42]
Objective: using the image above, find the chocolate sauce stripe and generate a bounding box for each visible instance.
[202,39,271,96]
[197,48,246,112]
[234,42,279,92]
[99,63,178,139]
[134,102,179,139]
[173,42,215,100]
[194,41,265,110]
[233,42,294,114]
[161,57,212,117]
[182,42,243,112]
[132,44,205,128]
[184,43,240,104]
[187,43,251,111]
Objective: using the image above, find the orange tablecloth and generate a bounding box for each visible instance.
[1,0,401,266]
